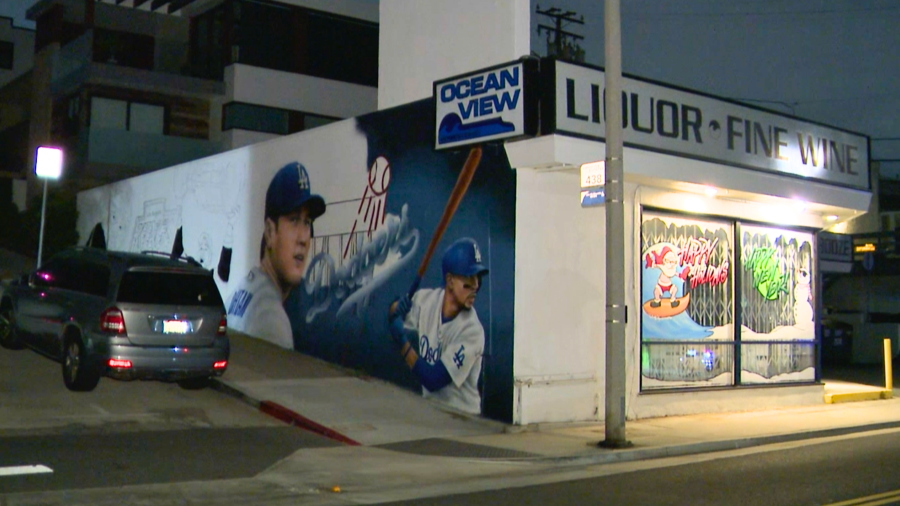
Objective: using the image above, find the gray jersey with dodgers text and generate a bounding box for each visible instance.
[226,267,293,349]
[403,288,484,415]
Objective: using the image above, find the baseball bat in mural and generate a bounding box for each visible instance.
[407,145,483,297]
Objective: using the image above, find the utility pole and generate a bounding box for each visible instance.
[535,5,586,62]
[600,0,631,449]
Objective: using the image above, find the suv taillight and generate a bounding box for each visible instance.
[101,307,127,334]
[217,314,227,335]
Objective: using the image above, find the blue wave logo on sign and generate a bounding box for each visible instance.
[438,114,515,145]
[435,62,525,149]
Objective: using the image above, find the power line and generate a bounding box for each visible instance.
[623,5,900,18]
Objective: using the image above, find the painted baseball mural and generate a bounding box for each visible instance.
[76,99,516,422]
[286,101,515,421]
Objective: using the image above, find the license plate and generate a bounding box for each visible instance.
[163,320,189,334]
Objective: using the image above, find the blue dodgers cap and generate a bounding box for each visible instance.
[442,238,489,280]
[265,162,326,220]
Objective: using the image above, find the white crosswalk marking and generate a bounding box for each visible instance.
[0,465,53,477]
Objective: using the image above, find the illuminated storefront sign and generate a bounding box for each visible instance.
[547,59,870,191]
[434,59,538,150]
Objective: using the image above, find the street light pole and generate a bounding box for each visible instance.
[34,146,63,269]
[37,178,49,268]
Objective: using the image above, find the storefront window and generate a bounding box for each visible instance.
[640,212,734,389]
[739,224,816,384]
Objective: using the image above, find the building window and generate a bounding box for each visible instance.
[189,1,226,80]
[189,0,378,86]
[0,40,13,70]
[640,212,735,390]
[639,211,817,391]
[222,102,336,135]
[90,97,165,134]
[129,103,165,134]
[92,28,155,70]
[738,224,816,385]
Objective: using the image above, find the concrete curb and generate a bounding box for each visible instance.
[258,400,361,446]
[210,377,361,446]
[825,390,893,403]
[533,420,900,467]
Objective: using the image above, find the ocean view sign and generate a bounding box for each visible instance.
[548,59,870,191]
[434,59,537,150]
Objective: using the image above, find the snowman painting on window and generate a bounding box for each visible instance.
[793,242,813,330]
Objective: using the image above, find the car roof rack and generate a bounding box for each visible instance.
[139,250,204,268]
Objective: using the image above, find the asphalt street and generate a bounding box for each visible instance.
[0,426,338,494]
[378,430,900,506]
[0,331,339,494]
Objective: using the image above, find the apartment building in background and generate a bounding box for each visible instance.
[0,0,378,209]
[0,16,35,209]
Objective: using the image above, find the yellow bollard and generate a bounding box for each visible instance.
[885,338,893,391]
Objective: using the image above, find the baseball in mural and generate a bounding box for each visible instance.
[226,162,326,349]
[388,238,488,415]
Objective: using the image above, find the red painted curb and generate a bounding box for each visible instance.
[259,400,361,446]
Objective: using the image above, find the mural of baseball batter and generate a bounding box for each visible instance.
[739,224,816,384]
[640,212,734,389]
[387,238,488,415]
[226,163,326,349]
[284,100,516,422]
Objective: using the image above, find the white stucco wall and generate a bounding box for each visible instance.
[378,0,531,110]
[513,168,605,425]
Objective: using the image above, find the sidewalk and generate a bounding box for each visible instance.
[214,332,900,465]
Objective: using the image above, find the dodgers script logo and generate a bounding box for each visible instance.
[228,289,253,317]
[420,336,442,364]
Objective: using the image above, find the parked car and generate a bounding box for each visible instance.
[0,248,229,391]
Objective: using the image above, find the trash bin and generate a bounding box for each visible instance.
[821,319,853,366]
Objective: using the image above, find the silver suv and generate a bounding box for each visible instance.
[0,248,229,391]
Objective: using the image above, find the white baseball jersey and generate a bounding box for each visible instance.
[226,267,294,350]
[403,288,484,415]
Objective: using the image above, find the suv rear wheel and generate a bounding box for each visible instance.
[0,301,23,350]
[63,334,101,392]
